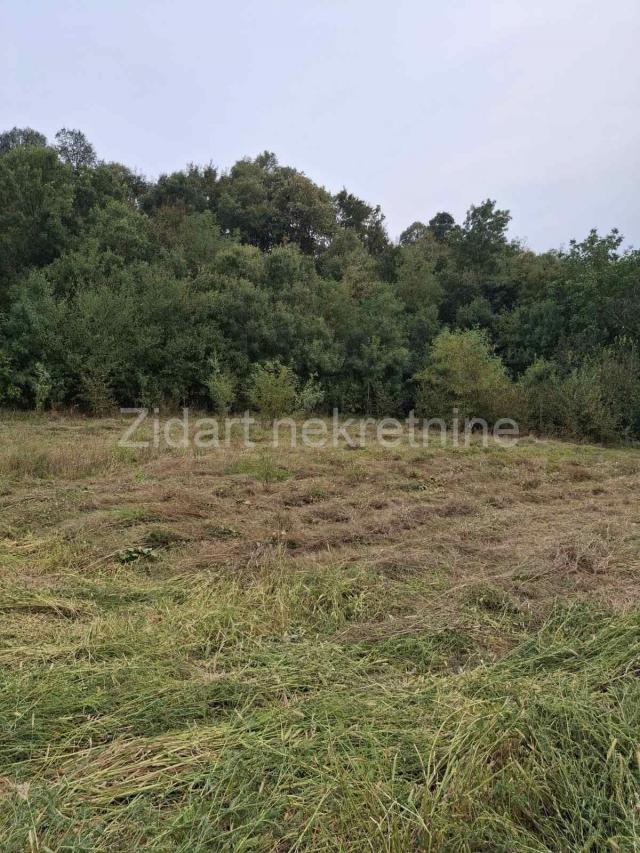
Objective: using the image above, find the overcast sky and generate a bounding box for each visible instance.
[2,0,639,250]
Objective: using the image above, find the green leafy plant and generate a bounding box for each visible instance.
[32,362,53,413]
[0,351,21,405]
[117,546,157,564]
[248,360,298,418]
[296,373,325,414]
[414,329,516,424]
[205,356,236,415]
[81,368,114,415]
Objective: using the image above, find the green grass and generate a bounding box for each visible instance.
[1,416,639,850]
[1,575,639,851]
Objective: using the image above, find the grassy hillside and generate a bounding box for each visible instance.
[1,415,639,850]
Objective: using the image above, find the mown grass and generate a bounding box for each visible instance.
[0,414,639,850]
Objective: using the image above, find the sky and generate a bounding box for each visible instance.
[2,0,639,250]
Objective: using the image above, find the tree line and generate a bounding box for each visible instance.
[1,126,639,441]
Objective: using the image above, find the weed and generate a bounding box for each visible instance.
[116,546,157,564]
[204,523,241,540]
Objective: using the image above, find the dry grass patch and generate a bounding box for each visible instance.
[1,414,640,849]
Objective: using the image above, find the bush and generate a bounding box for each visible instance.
[248,360,298,418]
[80,368,114,415]
[414,329,516,424]
[205,358,236,415]
[519,346,640,442]
[559,364,617,442]
[296,373,325,414]
[0,351,21,405]
[596,342,640,439]
[33,362,53,413]
[519,359,566,435]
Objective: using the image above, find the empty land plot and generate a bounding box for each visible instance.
[0,414,639,851]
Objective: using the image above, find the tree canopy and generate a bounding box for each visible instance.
[1,126,638,439]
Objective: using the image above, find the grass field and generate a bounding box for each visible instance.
[1,413,639,851]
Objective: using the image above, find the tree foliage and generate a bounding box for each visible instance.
[415,329,515,423]
[0,125,638,440]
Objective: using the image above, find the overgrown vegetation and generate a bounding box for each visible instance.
[1,128,639,440]
[0,415,639,849]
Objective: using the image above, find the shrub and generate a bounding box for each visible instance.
[519,359,566,435]
[595,342,640,439]
[520,346,640,442]
[205,358,236,415]
[414,329,516,424]
[33,362,53,413]
[559,364,617,442]
[0,351,21,405]
[296,373,325,414]
[80,367,114,416]
[248,360,298,418]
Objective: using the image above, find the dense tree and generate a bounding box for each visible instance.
[399,221,429,247]
[140,164,217,215]
[428,211,456,242]
[0,126,48,153]
[72,161,147,220]
[0,124,638,441]
[335,189,389,256]
[216,153,336,254]
[0,145,74,295]
[455,200,511,271]
[54,128,97,171]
